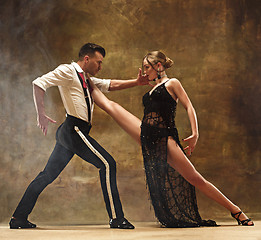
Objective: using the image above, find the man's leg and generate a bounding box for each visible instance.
[74,127,134,229]
[10,142,74,229]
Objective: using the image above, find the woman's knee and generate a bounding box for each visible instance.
[186,172,207,188]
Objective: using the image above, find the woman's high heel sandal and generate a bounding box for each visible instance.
[231,211,254,226]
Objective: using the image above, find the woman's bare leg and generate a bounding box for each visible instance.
[167,138,253,224]
[105,101,142,145]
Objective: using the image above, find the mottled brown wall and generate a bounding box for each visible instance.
[0,0,260,224]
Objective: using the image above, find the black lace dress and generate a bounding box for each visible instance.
[140,81,216,227]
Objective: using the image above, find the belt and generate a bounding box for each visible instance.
[65,114,92,131]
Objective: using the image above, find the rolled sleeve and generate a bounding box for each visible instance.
[32,64,73,91]
[90,77,111,93]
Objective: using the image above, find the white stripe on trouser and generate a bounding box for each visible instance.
[74,126,116,219]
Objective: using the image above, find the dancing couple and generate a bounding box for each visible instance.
[9,43,253,229]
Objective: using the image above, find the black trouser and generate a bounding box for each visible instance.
[13,115,124,220]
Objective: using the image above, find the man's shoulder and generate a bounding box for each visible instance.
[56,63,75,71]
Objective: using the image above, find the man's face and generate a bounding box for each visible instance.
[84,51,103,76]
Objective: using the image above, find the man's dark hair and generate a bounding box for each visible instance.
[78,43,106,60]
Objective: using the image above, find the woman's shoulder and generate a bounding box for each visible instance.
[167,78,182,88]
[168,78,180,83]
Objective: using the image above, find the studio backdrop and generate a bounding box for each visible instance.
[0,0,260,224]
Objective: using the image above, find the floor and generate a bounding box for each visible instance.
[0,220,260,240]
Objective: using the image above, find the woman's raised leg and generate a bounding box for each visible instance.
[104,101,142,144]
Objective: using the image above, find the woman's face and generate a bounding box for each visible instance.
[143,59,157,81]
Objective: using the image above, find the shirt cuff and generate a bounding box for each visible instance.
[32,78,47,92]
[90,77,111,93]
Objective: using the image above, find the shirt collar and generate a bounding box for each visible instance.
[72,61,84,73]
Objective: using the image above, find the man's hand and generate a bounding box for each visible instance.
[37,113,56,136]
[33,84,56,136]
[136,68,150,86]
[108,69,150,91]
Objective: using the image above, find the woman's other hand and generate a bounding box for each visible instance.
[183,134,199,156]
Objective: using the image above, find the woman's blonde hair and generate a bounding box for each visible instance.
[143,51,173,69]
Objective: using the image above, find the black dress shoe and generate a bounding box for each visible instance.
[9,217,37,229]
[109,217,135,229]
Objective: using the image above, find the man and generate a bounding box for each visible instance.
[9,43,148,229]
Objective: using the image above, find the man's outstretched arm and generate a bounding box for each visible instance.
[33,84,56,135]
[109,69,150,91]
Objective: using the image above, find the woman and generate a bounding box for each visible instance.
[95,51,254,227]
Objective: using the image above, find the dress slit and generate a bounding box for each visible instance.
[140,82,216,227]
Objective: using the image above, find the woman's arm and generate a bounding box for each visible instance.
[167,79,199,155]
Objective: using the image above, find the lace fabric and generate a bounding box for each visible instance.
[140,82,216,227]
